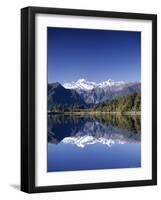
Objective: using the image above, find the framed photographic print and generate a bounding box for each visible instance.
[21,6,157,193]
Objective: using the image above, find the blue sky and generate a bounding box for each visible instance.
[48,27,141,84]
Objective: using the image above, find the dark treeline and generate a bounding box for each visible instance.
[48,93,141,114]
[49,104,87,113]
[94,93,141,113]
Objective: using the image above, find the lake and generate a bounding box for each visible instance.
[48,113,141,172]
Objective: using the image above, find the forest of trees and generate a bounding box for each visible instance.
[48,93,141,114]
[49,104,87,113]
[94,93,141,113]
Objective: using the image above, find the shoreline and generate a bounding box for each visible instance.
[48,111,141,115]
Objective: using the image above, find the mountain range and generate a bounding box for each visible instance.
[48,82,87,110]
[63,79,141,104]
[63,78,125,90]
[48,79,141,110]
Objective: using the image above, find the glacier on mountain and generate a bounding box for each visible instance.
[63,78,141,104]
[63,78,126,90]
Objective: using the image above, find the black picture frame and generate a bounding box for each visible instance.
[21,6,157,193]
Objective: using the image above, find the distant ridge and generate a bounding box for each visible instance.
[63,78,127,90]
[63,79,141,104]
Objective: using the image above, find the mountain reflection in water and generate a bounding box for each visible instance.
[48,114,141,172]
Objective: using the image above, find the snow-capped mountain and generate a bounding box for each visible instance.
[63,79,141,104]
[63,78,97,90]
[63,78,125,91]
[98,79,125,88]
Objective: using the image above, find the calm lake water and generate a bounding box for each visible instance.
[48,114,141,172]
